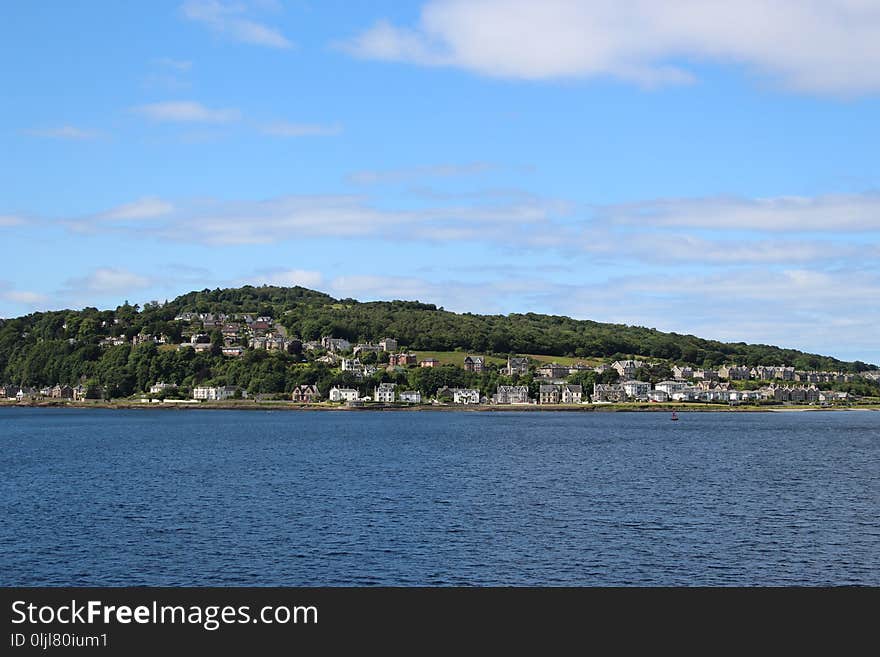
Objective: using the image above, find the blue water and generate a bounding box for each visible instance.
[1,407,878,586]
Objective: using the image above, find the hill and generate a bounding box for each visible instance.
[0,284,876,398]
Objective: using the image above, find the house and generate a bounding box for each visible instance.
[379,338,398,352]
[670,388,700,402]
[692,369,719,381]
[751,366,776,381]
[321,336,352,352]
[72,384,87,401]
[621,380,650,401]
[291,384,320,403]
[221,323,242,338]
[221,346,244,357]
[561,384,583,404]
[374,383,397,403]
[538,384,560,404]
[718,365,751,380]
[250,321,272,336]
[389,353,417,367]
[592,383,626,403]
[0,384,19,398]
[341,358,363,372]
[150,382,176,394]
[193,386,238,401]
[773,386,791,402]
[399,390,422,404]
[655,380,689,395]
[453,388,481,405]
[463,355,485,373]
[353,343,381,356]
[15,387,37,401]
[612,360,644,379]
[536,363,570,380]
[503,357,529,376]
[493,385,530,404]
[329,387,359,402]
[672,365,694,380]
[647,389,669,403]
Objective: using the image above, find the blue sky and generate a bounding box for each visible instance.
[2,0,880,363]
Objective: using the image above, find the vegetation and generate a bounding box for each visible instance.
[0,284,876,398]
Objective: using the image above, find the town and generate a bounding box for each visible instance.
[3,309,878,408]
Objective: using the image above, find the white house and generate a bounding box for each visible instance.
[399,390,421,404]
[655,380,689,395]
[150,382,175,394]
[647,389,669,402]
[561,384,583,404]
[621,380,650,401]
[453,388,481,404]
[341,358,363,372]
[192,386,238,401]
[329,387,359,402]
[374,383,397,403]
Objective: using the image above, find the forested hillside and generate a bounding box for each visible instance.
[0,285,875,398]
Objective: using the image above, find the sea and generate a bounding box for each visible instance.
[1,407,878,586]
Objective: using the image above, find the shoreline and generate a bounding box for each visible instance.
[2,400,877,413]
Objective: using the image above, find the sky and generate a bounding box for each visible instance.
[2,0,879,364]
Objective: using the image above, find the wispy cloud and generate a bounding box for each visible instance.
[601,194,880,232]
[144,58,194,91]
[348,162,496,185]
[0,284,48,307]
[239,268,326,289]
[181,0,293,49]
[341,0,880,95]
[0,215,26,227]
[23,125,101,140]
[260,121,343,137]
[155,57,193,71]
[132,101,241,123]
[64,268,153,296]
[98,197,175,221]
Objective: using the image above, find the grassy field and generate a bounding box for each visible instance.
[412,351,507,366]
[523,354,605,366]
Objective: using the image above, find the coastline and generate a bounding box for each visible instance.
[2,399,877,413]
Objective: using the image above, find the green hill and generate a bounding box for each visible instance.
[0,284,876,398]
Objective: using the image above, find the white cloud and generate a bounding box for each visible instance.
[601,194,880,232]
[260,122,343,137]
[135,193,568,245]
[348,162,495,184]
[181,0,293,49]
[99,197,175,221]
[132,101,241,123]
[245,269,325,288]
[342,0,880,95]
[66,268,152,295]
[23,125,101,140]
[0,215,25,227]
[0,288,48,305]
